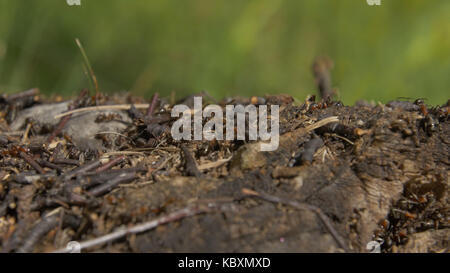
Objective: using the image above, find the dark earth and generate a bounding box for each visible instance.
[0,88,448,253]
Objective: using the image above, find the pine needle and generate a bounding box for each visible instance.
[75,38,99,94]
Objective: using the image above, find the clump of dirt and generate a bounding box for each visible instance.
[0,88,448,253]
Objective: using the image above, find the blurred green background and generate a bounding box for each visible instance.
[0,0,449,105]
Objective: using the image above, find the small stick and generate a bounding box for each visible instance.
[241,188,349,252]
[19,151,45,174]
[119,181,154,188]
[330,133,355,145]
[47,114,72,143]
[52,203,229,253]
[85,166,147,177]
[17,210,61,253]
[52,158,80,166]
[54,104,150,120]
[304,116,339,132]
[181,145,201,178]
[95,156,125,173]
[88,171,136,197]
[197,157,232,171]
[37,159,63,172]
[21,123,32,144]
[79,170,132,188]
[4,88,39,103]
[64,160,102,180]
[101,151,145,157]
[146,92,159,118]
[13,173,58,185]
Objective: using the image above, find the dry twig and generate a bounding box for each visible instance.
[304,116,339,132]
[95,156,125,173]
[4,88,39,103]
[17,209,62,253]
[102,151,145,157]
[146,92,159,118]
[19,151,45,174]
[52,203,233,253]
[88,171,136,196]
[21,123,32,144]
[64,160,102,180]
[197,157,232,171]
[54,104,150,120]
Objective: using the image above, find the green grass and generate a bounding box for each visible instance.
[0,0,449,105]
[75,38,98,94]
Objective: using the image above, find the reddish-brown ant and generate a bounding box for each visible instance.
[429,104,449,122]
[414,98,440,135]
[1,145,29,157]
[414,99,428,116]
[308,102,319,111]
[307,96,341,112]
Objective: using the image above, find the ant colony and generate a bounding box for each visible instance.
[170,97,280,151]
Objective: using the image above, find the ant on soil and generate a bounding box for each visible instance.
[387,97,441,136]
[413,98,439,136]
[306,95,343,113]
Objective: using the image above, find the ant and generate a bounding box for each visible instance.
[413,99,440,136]
[428,100,450,122]
[307,96,343,112]
[413,99,428,116]
[1,145,29,157]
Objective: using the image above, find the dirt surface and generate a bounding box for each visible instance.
[0,89,448,253]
